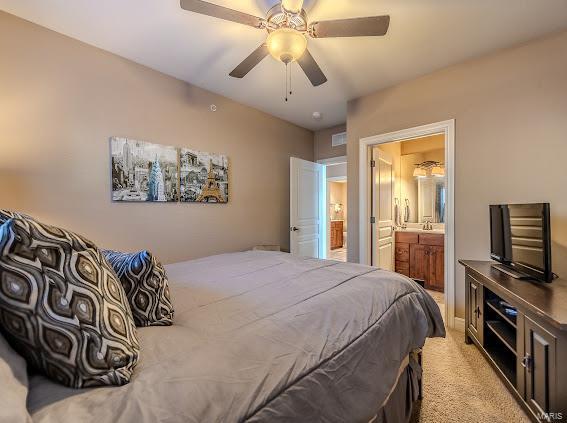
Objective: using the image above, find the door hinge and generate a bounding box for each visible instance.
[370,160,376,168]
[370,217,376,224]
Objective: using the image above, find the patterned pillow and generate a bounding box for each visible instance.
[103,250,174,327]
[0,210,32,224]
[0,217,140,388]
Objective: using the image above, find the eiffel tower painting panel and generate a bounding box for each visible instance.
[179,148,229,203]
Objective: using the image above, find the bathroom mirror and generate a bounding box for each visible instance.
[400,154,446,224]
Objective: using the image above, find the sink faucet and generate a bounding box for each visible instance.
[423,219,433,230]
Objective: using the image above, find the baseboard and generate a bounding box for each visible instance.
[453,317,465,332]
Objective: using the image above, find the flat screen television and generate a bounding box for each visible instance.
[489,203,553,282]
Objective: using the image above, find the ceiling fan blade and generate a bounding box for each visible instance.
[180,0,265,28]
[309,16,390,38]
[229,44,270,78]
[297,49,327,87]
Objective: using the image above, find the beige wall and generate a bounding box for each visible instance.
[326,162,347,179]
[314,124,347,160]
[0,12,314,264]
[347,30,567,318]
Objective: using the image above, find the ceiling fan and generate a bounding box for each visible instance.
[180,0,390,90]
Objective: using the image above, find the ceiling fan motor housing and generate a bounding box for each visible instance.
[266,4,308,32]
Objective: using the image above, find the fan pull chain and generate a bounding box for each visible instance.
[289,62,293,96]
[285,62,288,102]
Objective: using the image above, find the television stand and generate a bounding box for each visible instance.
[491,264,531,280]
[459,260,567,422]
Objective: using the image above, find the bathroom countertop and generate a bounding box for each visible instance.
[395,228,445,235]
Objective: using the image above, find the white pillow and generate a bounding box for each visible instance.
[0,334,32,423]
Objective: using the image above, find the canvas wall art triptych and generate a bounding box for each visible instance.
[110,137,229,203]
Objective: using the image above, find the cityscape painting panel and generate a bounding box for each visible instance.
[111,137,178,202]
[179,149,229,203]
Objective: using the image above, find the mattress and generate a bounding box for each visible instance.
[27,251,445,422]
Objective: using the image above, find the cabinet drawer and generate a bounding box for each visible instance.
[418,233,444,246]
[396,232,418,244]
[395,243,410,262]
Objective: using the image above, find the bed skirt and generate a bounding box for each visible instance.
[370,349,422,423]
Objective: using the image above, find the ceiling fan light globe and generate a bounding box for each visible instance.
[281,0,304,14]
[266,28,307,63]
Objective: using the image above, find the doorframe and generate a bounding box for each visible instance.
[358,120,457,329]
[317,156,347,166]
[318,156,347,259]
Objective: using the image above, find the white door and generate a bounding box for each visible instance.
[290,157,326,258]
[371,148,395,269]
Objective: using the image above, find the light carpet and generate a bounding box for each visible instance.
[412,291,531,423]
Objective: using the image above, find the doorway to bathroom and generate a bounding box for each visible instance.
[358,120,457,329]
[328,179,347,261]
[372,133,446,289]
[318,156,348,262]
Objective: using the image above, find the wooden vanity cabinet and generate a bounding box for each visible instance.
[330,220,344,250]
[427,245,444,291]
[396,231,444,292]
[409,244,428,280]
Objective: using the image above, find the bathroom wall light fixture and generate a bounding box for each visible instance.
[413,161,444,178]
[431,165,445,177]
[413,167,427,178]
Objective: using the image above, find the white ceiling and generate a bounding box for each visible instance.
[2,0,567,130]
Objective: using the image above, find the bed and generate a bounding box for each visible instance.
[26,251,445,422]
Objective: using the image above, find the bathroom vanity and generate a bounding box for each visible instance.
[330,220,344,250]
[395,230,444,292]
[394,145,446,292]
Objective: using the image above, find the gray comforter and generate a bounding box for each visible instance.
[27,251,445,423]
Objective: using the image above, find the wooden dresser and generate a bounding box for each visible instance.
[395,231,444,292]
[460,260,567,422]
[330,220,344,250]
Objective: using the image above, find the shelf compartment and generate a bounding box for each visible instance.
[486,298,517,328]
[486,320,517,355]
[484,342,517,388]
